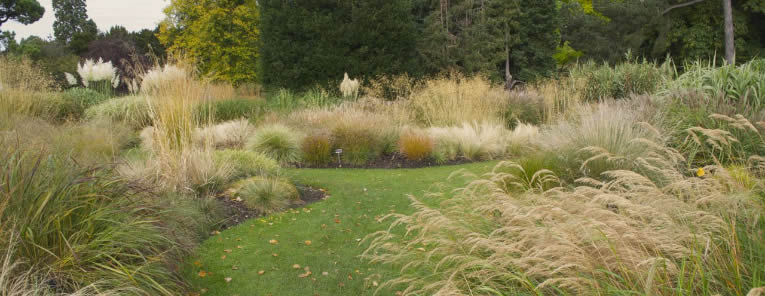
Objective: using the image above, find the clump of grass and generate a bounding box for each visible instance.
[0,57,61,119]
[213,149,280,180]
[84,95,152,129]
[227,177,299,214]
[194,119,254,149]
[428,121,511,161]
[76,58,120,96]
[301,132,333,166]
[56,87,110,119]
[571,56,672,102]
[398,128,434,161]
[504,90,545,129]
[0,149,182,295]
[662,59,765,111]
[406,75,508,126]
[363,136,763,295]
[542,101,668,180]
[246,124,303,164]
[287,105,399,166]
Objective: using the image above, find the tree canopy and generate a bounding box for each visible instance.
[159,0,260,85]
[0,0,44,27]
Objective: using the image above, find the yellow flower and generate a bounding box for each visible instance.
[697,168,705,177]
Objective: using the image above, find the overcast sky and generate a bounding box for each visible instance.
[3,0,168,41]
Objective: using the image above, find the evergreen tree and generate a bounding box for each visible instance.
[52,0,94,45]
[258,0,420,90]
[0,0,44,27]
[511,0,560,81]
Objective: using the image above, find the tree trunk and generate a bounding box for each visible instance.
[722,0,735,65]
[505,45,513,90]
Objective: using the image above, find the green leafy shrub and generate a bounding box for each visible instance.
[246,124,302,164]
[398,128,434,161]
[195,98,264,123]
[301,132,333,166]
[228,176,299,214]
[84,95,151,129]
[213,149,280,180]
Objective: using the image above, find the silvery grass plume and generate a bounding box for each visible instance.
[64,72,78,86]
[362,129,759,294]
[340,72,360,98]
[77,58,117,88]
[140,65,187,95]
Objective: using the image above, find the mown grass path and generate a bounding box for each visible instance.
[185,162,497,295]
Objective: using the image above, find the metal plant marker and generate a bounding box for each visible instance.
[335,149,343,168]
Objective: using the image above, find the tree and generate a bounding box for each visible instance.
[416,0,558,83]
[159,0,259,85]
[258,0,420,89]
[0,0,44,27]
[52,0,95,45]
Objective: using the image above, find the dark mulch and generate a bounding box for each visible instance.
[296,153,474,169]
[215,184,327,229]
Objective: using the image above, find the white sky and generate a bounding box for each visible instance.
[2,0,169,41]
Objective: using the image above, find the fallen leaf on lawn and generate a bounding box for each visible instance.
[292,264,301,269]
[211,230,220,235]
[304,266,310,271]
[338,282,345,287]
[258,270,265,275]
[322,271,329,276]
[223,249,232,253]
[269,239,278,245]
[272,253,278,257]
[416,248,426,252]
[334,218,341,224]
[193,261,202,267]
[236,245,243,249]
[236,238,242,241]
[198,270,208,278]
[298,271,312,278]
[321,224,327,228]
[224,277,232,283]
[220,255,226,260]
[304,240,312,246]
[373,281,379,287]
[348,274,353,280]
[231,265,239,270]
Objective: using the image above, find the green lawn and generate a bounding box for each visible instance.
[185,162,497,296]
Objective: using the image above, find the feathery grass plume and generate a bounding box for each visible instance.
[246,124,303,164]
[406,75,508,126]
[76,58,118,94]
[398,127,434,161]
[227,176,299,214]
[541,101,669,180]
[140,64,188,95]
[64,72,78,86]
[340,72,360,99]
[427,121,512,161]
[194,119,254,149]
[362,138,763,295]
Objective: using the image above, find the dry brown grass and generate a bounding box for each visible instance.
[365,131,762,295]
[405,75,508,126]
[398,128,434,161]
